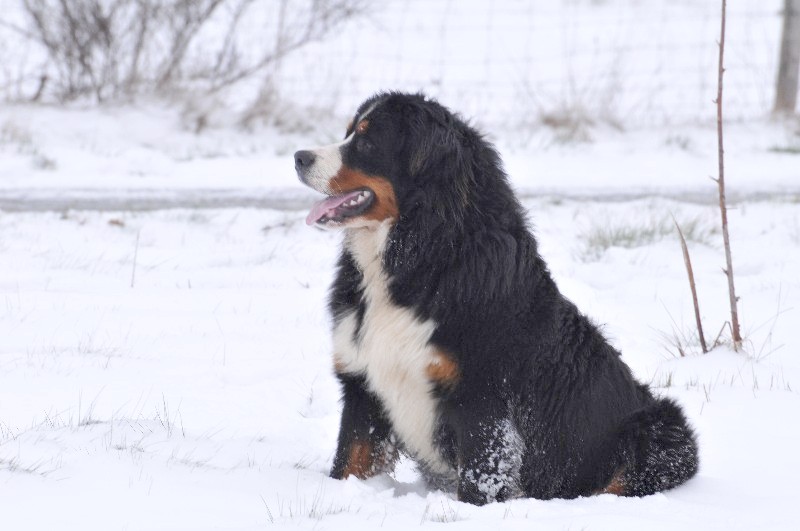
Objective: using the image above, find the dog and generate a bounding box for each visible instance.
[294,92,698,505]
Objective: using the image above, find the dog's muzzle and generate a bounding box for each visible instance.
[294,150,316,184]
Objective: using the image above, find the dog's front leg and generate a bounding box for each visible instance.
[456,416,523,505]
[330,372,397,480]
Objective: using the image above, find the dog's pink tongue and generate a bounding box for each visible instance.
[306,191,359,225]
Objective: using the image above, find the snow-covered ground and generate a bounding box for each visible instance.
[1,0,799,526]
[1,102,798,200]
[1,102,799,529]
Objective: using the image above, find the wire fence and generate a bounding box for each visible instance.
[0,0,787,131]
[274,0,784,130]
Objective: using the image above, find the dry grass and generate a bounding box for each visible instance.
[579,214,715,261]
[0,119,56,169]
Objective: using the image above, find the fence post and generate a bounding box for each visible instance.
[775,0,800,114]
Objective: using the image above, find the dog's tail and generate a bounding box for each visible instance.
[612,397,699,496]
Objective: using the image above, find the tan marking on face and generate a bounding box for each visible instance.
[426,349,460,388]
[341,440,374,479]
[346,118,354,134]
[328,166,398,223]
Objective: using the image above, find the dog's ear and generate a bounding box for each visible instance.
[405,107,473,220]
[407,111,466,179]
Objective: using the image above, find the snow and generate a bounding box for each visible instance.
[1,184,799,529]
[1,0,800,528]
[1,102,798,202]
[463,419,524,501]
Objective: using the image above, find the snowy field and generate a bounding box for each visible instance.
[1,106,800,529]
[1,0,800,528]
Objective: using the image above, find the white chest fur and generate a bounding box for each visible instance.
[332,222,451,474]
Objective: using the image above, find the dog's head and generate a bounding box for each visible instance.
[295,92,474,230]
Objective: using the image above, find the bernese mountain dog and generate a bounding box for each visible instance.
[294,92,698,505]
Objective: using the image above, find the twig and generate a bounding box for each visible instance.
[673,217,708,353]
[260,495,274,524]
[714,0,742,350]
[156,0,225,89]
[130,229,140,288]
[30,74,48,102]
[711,321,729,349]
[0,18,38,40]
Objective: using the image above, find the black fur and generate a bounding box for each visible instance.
[312,92,698,505]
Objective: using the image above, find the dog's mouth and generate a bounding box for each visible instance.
[305,188,375,226]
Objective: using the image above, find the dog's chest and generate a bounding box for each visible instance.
[332,225,451,473]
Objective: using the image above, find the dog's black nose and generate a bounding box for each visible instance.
[294,150,315,172]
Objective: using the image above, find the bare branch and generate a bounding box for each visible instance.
[715,0,743,350]
[156,0,226,89]
[16,0,366,104]
[208,0,366,93]
[0,18,39,40]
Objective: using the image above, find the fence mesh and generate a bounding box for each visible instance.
[0,0,786,129]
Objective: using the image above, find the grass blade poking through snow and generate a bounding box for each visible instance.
[674,216,708,353]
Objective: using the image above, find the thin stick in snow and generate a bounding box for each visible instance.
[714,0,742,350]
[131,230,140,288]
